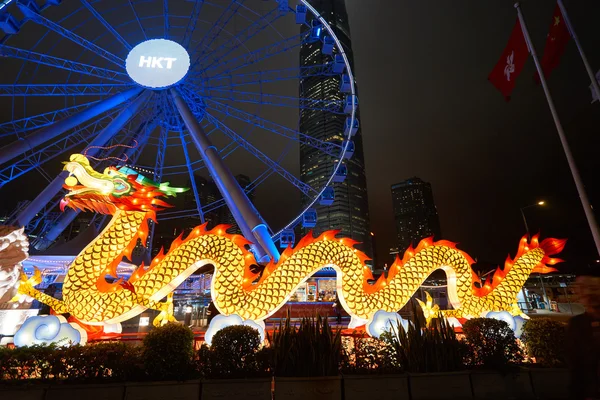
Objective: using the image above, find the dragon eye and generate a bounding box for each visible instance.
[113,179,130,194]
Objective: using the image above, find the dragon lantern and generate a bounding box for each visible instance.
[15,154,565,331]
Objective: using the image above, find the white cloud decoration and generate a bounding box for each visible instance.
[13,315,87,347]
[485,311,526,338]
[485,311,516,330]
[513,315,526,339]
[204,314,265,346]
[366,310,410,338]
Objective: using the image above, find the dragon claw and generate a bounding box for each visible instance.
[417,291,440,326]
[152,293,176,327]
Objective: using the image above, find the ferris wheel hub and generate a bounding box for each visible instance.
[125,39,190,90]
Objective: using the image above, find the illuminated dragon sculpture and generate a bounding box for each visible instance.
[16,154,565,329]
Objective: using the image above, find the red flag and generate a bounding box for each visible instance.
[536,3,570,81]
[488,19,529,101]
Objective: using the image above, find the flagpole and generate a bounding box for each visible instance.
[515,2,600,257]
[557,0,600,102]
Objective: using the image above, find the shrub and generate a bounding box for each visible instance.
[521,318,566,366]
[60,342,144,381]
[341,336,398,374]
[462,318,523,369]
[199,325,269,378]
[269,314,341,377]
[143,322,196,381]
[382,303,466,373]
[0,344,57,381]
[0,342,143,382]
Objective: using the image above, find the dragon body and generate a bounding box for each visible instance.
[18,154,565,328]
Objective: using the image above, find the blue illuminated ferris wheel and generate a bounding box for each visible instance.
[0,0,359,263]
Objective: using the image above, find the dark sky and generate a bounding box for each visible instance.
[1,0,599,273]
[343,0,600,270]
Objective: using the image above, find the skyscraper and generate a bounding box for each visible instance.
[299,0,372,258]
[391,177,442,254]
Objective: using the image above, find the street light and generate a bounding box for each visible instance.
[520,201,546,237]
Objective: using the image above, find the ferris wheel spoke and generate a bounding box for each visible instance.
[191,0,245,67]
[179,129,206,223]
[160,137,239,177]
[0,100,102,137]
[17,3,124,68]
[200,153,284,215]
[196,32,307,78]
[196,7,285,72]
[182,0,206,49]
[0,108,122,186]
[200,88,345,114]
[202,64,336,90]
[80,0,132,51]
[127,0,147,40]
[205,112,316,196]
[153,125,168,181]
[0,84,134,96]
[204,99,342,157]
[163,0,170,39]
[0,45,129,83]
[122,118,158,167]
[163,164,272,219]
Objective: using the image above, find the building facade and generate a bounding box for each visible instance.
[391,177,441,254]
[299,0,372,258]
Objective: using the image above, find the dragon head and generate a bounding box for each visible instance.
[60,154,187,215]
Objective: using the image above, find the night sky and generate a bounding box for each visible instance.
[344,0,600,270]
[1,1,599,273]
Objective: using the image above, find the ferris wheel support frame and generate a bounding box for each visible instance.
[0,87,142,167]
[14,90,151,228]
[171,88,279,264]
[0,0,358,255]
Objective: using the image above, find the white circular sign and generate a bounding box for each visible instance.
[126,39,190,89]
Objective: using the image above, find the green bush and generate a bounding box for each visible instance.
[199,325,269,378]
[0,342,143,382]
[269,314,341,377]
[381,303,466,373]
[462,318,523,369]
[143,322,196,381]
[521,318,566,366]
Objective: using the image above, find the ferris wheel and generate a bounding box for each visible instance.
[0,0,359,263]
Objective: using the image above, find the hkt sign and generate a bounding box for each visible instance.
[139,56,178,69]
[126,39,190,89]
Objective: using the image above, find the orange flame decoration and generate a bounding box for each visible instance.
[472,234,566,297]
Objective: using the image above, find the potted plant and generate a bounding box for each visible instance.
[463,318,533,400]
[341,334,408,400]
[269,315,342,400]
[126,323,200,400]
[199,325,271,400]
[522,318,569,400]
[385,304,469,400]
